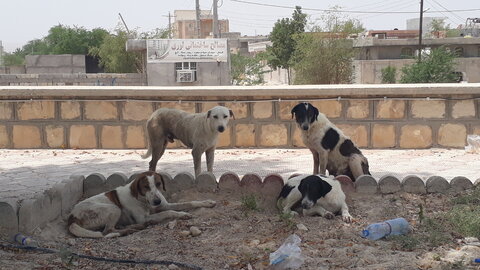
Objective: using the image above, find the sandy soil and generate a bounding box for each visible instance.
[1,188,480,270]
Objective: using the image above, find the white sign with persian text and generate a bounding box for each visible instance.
[147,39,228,63]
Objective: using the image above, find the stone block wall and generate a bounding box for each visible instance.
[0,73,146,86]
[1,85,480,149]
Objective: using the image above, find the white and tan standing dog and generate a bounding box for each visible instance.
[68,171,216,238]
[291,102,371,181]
[142,106,234,176]
[277,174,352,223]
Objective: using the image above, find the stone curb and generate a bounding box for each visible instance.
[2,172,478,240]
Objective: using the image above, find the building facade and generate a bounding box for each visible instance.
[353,37,480,83]
[173,10,229,39]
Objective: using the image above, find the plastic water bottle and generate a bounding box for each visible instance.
[14,233,39,247]
[361,218,410,240]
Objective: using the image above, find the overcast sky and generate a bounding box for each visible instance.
[1,0,478,52]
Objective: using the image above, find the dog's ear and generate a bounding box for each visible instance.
[312,105,319,122]
[229,109,235,120]
[291,104,301,119]
[154,172,166,192]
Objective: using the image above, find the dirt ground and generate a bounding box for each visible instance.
[2,187,480,270]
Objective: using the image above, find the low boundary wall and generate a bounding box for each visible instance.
[1,84,480,149]
[1,171,478,239]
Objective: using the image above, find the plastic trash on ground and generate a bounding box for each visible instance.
[362,218,410,241]
[465,135,480,154]
[269,234,304,269]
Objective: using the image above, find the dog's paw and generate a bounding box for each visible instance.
[178,212,193,220]
[104,232,121,238]
[342,214,353,223]
[323,211,335,220]
[199,200,216,208]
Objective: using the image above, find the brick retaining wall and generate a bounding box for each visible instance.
[1,84,480,149]
[1,171,479,238]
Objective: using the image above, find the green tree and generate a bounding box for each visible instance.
[291,8,364,84]
[400,47,458,83]
[89,27,169,73]
[230,53,267,85]
[266,6,307,84]
[381,66,397,84]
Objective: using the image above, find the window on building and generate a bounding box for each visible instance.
[175,62,197,83]
[453,47,464,57]
[400,47,414,58]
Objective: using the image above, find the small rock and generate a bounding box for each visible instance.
[67,239,76,246]
[249,239,260,246]
[190,226,202,237]
[179,230,191,237]
[167,220,177,230]
[168,264,180,269]
[297,223,308,231]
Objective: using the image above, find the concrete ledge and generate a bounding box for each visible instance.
[3,171,480,239]
[1,84,480,100]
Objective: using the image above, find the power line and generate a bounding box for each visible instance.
[230,0,480,14]
[428,0,465,24]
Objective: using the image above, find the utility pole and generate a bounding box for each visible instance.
[118,13,131,36]
[213,0,219,38]
[418,0,424,61]
[163,12,174,38]
[195,0,201,38]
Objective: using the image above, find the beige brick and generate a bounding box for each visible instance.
[279,101,297,120]
[45,125,64,148]
[125,125,146,149]
[69,125,97,149]
[411,100,445,118]
[101,126,123,149]
[60,101,81,120]
[217,127,231,148]
[347,100,369,119]
[473,126,480,135]
[260,124,288,146]
[452,100,475,119]
[292,126,306,147]
[372,124,396,148]
[376,100,405,119]
[0,125,9,148]
[311,100,342,118]
[17,101,55,120]
[84,101,117,120]
[122,101,153,121]
[400,125,432,148]
[12,125,41,148]
[336,124,368,147]
[225,102,248,119]
[160,102,196,113]
[201,102,221,112]
[252,102,273,119]
[0,102,13,120]
[235,124,256,147]
[438,123,466,148]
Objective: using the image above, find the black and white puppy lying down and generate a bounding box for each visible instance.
[291,102,371,181]
[277,174,352,223]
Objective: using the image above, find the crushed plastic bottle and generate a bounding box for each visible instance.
[361,218,410,240]
[269,234,304,269]
[465,135,480,154]
[14,233,39,247]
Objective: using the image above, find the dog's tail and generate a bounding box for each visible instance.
[68,223,105,238]
[141,122,152,159]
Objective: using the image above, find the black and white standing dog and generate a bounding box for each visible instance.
[291,102,371,181]
[277,174,352,223]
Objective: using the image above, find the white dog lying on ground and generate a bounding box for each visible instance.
[142,106,234,176]
[277,174,352,223]
[68,171,216,238]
